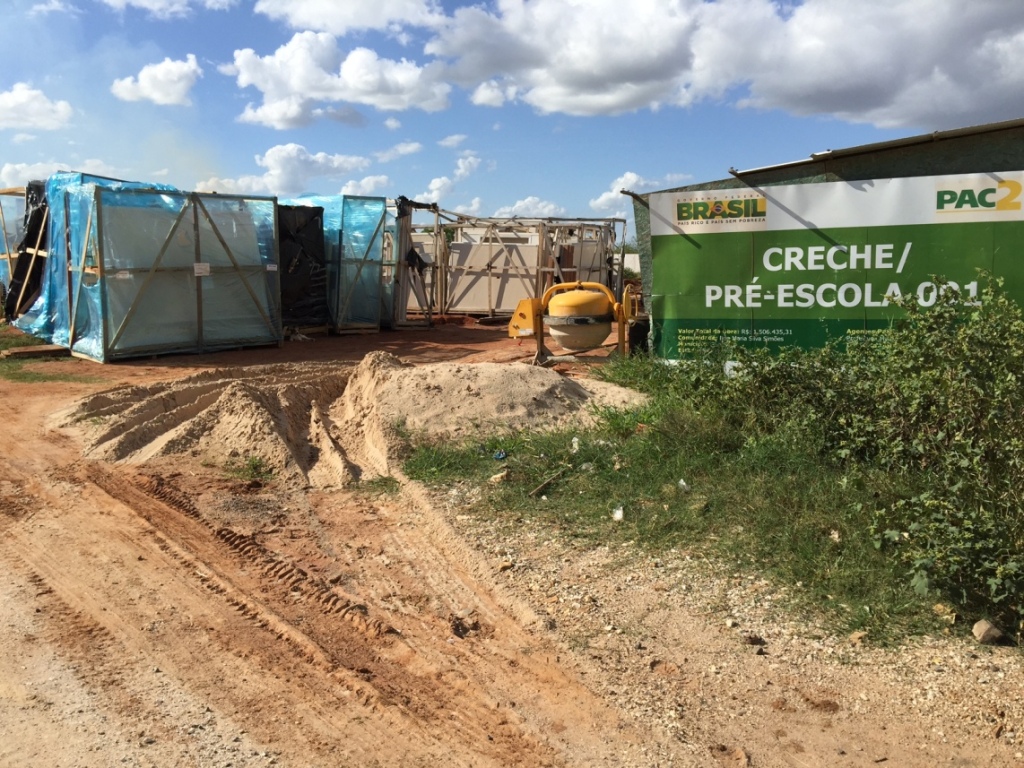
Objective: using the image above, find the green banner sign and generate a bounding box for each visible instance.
[647,173,1024,358]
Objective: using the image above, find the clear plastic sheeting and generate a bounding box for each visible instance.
[281,194,387,330]
[13,171,281,361]
[338,196,386,329]
[15,172,174,344]
[65,186,281,361]
[0,192,24,290]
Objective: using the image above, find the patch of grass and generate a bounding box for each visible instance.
[0,324,48,352]
[0,325,102,383]
[407,277,1024,643]
[407,403,933,640]
[0,358,101,383]
[360,475,401,495]
[226,455,274,483]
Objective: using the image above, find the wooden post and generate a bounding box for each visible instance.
[193,197,203,352]
[94,190,110,357]
[435,210,446,315]
[13,206,49,316]
[67,205,94,350]
[0,196,12,279]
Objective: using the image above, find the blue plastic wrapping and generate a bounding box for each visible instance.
[339,196,386,328]
[15,172,177,345]
[281,194,386,329]
[14,176,396,358]
[16,171,282,361]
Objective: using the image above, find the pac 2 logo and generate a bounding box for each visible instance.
[937,180,1023,212]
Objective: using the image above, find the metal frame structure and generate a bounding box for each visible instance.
[400,208,626,317]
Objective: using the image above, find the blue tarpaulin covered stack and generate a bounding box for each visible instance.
[282,194,389,330]
[14,172,282,361]
[6,172,400,360]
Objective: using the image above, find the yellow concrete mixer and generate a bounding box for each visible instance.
[508,281,637,365]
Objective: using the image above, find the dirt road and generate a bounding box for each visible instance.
[1,324,1021,767]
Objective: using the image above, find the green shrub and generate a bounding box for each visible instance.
[666,275,1024,636]
[226,455,274,483]
[405,276,1024,639]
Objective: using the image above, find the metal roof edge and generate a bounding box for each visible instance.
[730,116,1024,177]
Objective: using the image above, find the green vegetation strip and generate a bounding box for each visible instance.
[0,326,48,353]
[0,358,99,383]
[406,275,1024,645]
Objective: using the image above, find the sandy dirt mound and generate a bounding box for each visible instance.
[64,352,645,488]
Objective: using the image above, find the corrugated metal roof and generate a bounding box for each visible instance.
[729,116,1024,177]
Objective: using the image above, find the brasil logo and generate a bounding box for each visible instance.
[677,194,766,223]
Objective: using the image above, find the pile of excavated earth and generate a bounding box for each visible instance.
[66,351,644,488]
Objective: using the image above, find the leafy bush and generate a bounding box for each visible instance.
[404,276,1023,639]
[666,276,1024,636]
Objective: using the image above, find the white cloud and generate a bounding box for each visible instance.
[470,80,510,108]
[341,175,390,196]
[224,32,450,129]
[428,0,696,116]
[12,134,37,144]
[196,143,371,197]
[375,141,423,163]
[421,0,1024,128]
[0,84,73,131]
[415,151,481,204]
[253,0,445,36]
[0,158,122,188]
[493,196,567,218]
[314,105,366,126]
[438,133,466,148]
[111,54,203,106]
[194,173,267,196]
[97,0,236,19]
[589,172,676,212]
[453,153,480,181]
[30,0,81,15]
[453,197,481,216]
[711,0,1024,129]
[417,175,453,204]
[384,117,401,130]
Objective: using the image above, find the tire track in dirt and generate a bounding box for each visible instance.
[0,537,276,768]
[88,464,406,687]
[0,477,35,531]
[81,461,568,766]
[22,356,663,765]
[0,466,496,764]
[136,473,396,641]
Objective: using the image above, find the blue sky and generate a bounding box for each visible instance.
[3,0,1024,236]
